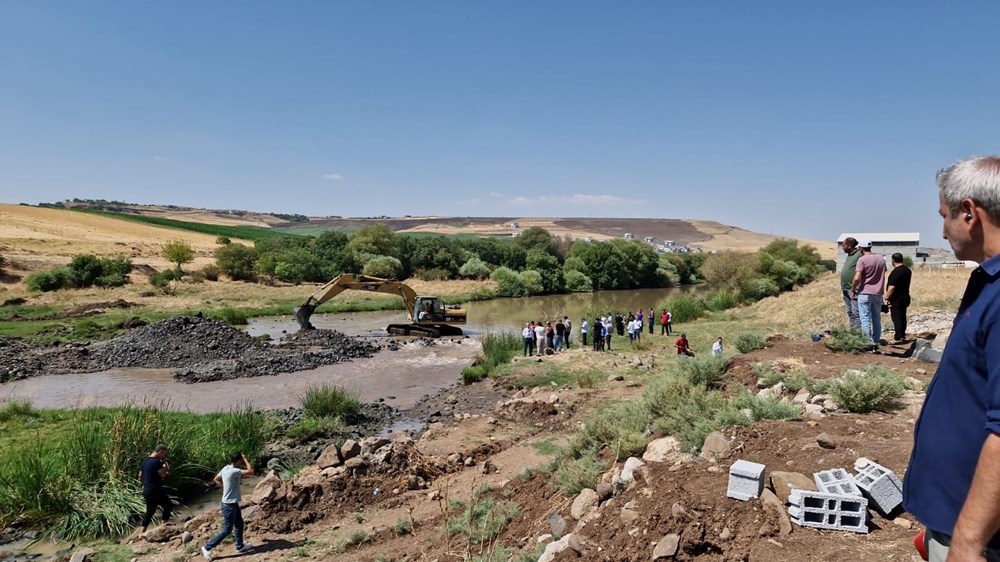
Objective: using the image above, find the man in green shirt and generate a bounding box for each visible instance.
[840,237,862,330]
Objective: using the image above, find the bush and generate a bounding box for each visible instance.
[459,257,492,280]
[657,293,706,323]
[207,307,247,325]
[214,243,258,281]
[363,255,403,279]
[553,450,605,495]
[202,264,221,281]
[674,354,730,388]
[575,401,649,460]
[150,269,181,294]
[734,333,767,354]
[414,267,451,281]
[298,384,361,421]
[490,267,525,297]
[462,365,488,385]
[730,390,801,421]
[564,270,593,292]
[645,376,729,452]
[26,268,70,292]
[831,366,905,413]
[824,326,872,354]
[162,240,195,271]
[519,270,544,295]
[706,290,739,311]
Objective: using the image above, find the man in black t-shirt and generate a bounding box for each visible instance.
[885,253,912,343]
[136,444,172,538]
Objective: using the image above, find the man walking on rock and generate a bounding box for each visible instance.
[202,452,255,560]
[851,240,886,352]
[904,156,1000,562]
[136,444,172,540]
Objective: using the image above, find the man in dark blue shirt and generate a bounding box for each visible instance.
[904,156,1000,561]
[136,444,172,539]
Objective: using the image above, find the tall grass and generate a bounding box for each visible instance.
[0,401,268,539]
[733,333,767,354]
[298,384,361,421]
[464,330,520,384]
[673,354,730,388]
[656,293,707,323]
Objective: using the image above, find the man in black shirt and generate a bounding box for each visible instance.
[136,444,172,538]
[885,253,912,343]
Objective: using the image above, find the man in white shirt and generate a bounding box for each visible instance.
[202,453,255,560]
[580,318,589,347]
[712,337,724,356]
[522,323,533,356]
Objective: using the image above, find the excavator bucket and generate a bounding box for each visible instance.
[294,304,316,331]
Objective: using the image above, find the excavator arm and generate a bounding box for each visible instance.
[294,274,419,330]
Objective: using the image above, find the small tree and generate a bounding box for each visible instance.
[162,240,195,272]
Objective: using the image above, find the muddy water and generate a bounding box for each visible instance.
[3,340,480,413]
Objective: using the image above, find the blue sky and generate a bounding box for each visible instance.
[1,2,998,247]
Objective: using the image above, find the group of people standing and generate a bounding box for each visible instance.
[839,237,912,352]
[521,317,573,355]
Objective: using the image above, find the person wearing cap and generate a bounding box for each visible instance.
[850,239,886,352]
[839,237,863,330]
[136,444,172,539]
[904,156,1000,561]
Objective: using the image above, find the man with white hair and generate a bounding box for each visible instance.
[904,156,1000,561]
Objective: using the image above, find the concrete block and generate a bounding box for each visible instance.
[852,460,903,516]
[727,460,766,501]
[788,489,869,534]
[814,468,862,497]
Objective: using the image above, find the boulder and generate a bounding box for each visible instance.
[595,482,613,501]
[537,533,553,545]
[362,436,391,454]
[481,460,499,474]
[251,470,284,504]
[759,489,792,535]
[652,533,680,559]
[547,512,568,537]
[345,457,368,475]
[340,439,362,460]
[699,431,732,461]
[69,548,96,562]
[316,444,343,469]
[769,471,816,504]
[538,534,574,562]
[822,399,840,412]
[816,433,837,449]
[141,523,179,543]
[803,403,825,419]
[643,436,682,463]
[792,389,811,404]
[619,457,646,485]
[621,507,640,525]
[571,488,599,519]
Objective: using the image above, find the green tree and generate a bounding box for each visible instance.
[490,266,526,297]
[525,250,564,293]
[362,255,403,278]
[701,251,760,298]
[348,224,397,257]
[519,270,545,294]
[162,240,195,272]
[564,270,593,292]
[459,257,491,280]
[214,243,258,281]
[514,226,558,256]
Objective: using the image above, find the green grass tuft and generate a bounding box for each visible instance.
[823,325,872,354]
[297,384,360,421]
[831,365,906,413]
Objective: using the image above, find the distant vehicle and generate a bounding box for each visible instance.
[642,236,654,243]
[623,232,634,239]
[510,222,519,229]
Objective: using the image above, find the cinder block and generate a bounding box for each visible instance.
[727,460,766,501]
[814,468,862,497]
[788,489,869,534]
[853,460,903,516]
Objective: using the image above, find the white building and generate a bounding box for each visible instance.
[836,232,919,272]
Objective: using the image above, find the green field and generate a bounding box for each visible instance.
[73,209,299,241]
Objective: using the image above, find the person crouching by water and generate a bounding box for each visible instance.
[202,452,255,560]
[675,333,695,357]
[136,444,172,540]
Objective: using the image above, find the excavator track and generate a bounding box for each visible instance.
[386,324,464,338]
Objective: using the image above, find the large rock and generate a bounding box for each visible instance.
[699,431,732,461]
[643,436,682,463]
[316,443,343,469]
[571,488,600,519]
[769,471,816,504]
[816,433,837,449]
[340,439,362,460]
[619,457,646,485]
[547,512,568,537]
[652,533,680,559]
[344,457,369,475]
[803,403,824,419]
[69,548,96,562]
[141,523,179,543]
[251,470,284,504]
[759,489,792,535]
[538,534,574,562]
[792,389,811,404]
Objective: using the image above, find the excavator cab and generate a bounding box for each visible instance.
[414,297,445,323]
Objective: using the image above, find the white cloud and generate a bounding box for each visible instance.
[503,194,641,207]
[456,198,480,206]
[322,173,344,182]
[153,156,169,161]
[488,192,504,198]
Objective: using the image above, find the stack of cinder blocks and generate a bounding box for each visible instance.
[853,459,903,516]
[727,460,766,501]
[787,489,869,533]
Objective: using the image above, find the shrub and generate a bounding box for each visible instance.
[150,269,181,294]
[216,235,231,245]
[706,290,739,311]
[564,270,593,292]
[458,257,491,280]
[553,450,604,495]
[26,268,70,292]
[66,255,104,288]
[674,354,729,388]
[0,399,36,422]
[207,307,247,325]
[730,390,800,421]
[362,255,403,279]
[162,240,195,271]
[298,384,361,421]
[657,293,706,323]
[831,366,906,413]
[490,267,525,297]
[823,325,872,354]
[734,333,767,354]
[519,270,544,295]
[462,365,488,385]
[214,243,257,281]
[202,264,221,281]
[575,370,599,389]
[645,376,728,452]
[415,267,451,281]
[446,496,519,544]
[576,401,649,459]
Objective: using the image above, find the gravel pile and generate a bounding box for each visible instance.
[0,317,380,384]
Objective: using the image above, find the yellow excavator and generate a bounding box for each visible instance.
[294,274,467,337]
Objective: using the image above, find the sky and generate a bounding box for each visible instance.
[1,2,998,248]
